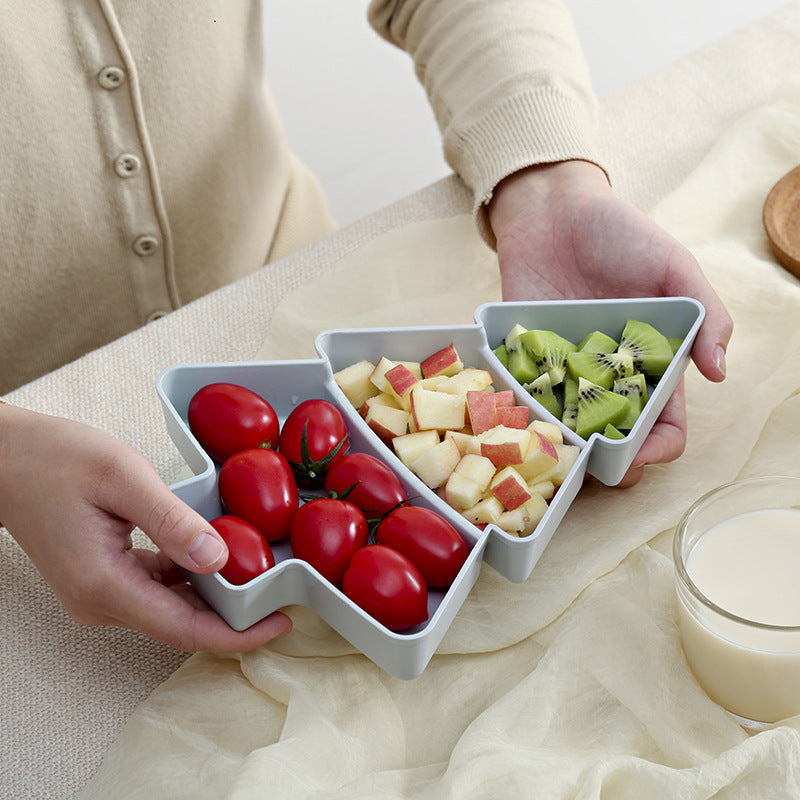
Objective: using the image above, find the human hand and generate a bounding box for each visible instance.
[0,403,292,650]
[488,160,733,486]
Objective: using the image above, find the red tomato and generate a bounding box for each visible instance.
[342,544,428,631]
[188,383,279,463]
[374,505,469,588]
[324,452,407,515]
[289,498,368,586]
[218,449,298,541]
[279,398,349,485]
[210,515,275,585]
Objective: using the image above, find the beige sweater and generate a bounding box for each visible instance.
[0,0,598,393]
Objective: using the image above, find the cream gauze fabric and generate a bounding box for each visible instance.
[79,82,800,799]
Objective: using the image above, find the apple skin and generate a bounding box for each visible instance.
[421,343,463,378]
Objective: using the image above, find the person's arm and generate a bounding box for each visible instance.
[0,401,291,650]
[369,0,733,484]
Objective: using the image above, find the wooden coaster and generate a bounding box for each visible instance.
[763,164,800,279]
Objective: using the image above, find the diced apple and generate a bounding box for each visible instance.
[365,403,409,441]
[480,425,532,466]
[418,375,449,391]
[461,495,504,525]
[384,363,420,409]
[437,368,494,395]
[490,466,532,510]
[359,392,401,417]
[444,429,476,456]
[369,356,398,392]
[466,390,497,435]
[334,359,379,409]
[410,386,466,432]
[537,443,581,487]
[410,437,461,489]
[527,419,563,445]
[421,343,463,378]
[498,493,548,536]
[494,405,529,429]
[392,429,440,467]
[515,431,560,481]
[444,472,485,510]
[493,390,516,408]
[527,479,555,500]
[453,453,496,490]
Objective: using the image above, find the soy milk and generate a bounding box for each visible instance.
[677,508,800,724]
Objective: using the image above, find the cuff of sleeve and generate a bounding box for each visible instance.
[443,84,609,250]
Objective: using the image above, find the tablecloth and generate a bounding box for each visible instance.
[4,4,800,797]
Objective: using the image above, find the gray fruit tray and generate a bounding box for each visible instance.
[156,297,703,679]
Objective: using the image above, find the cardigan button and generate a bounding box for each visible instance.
[97,66,126,90]
[114,153,141,178]
[132,235,160,257]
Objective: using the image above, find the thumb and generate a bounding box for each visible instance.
[100,450,229,574]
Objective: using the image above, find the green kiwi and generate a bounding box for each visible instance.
[577,330,619,354]
[562,376,579,430]
[566,350,635,389]
[617,319,674,378]
[494,343,509,369]
[575,377,630,439]
[613,373,649,430]
[518,329,577,385]
[603,423,626,439]
[524,372,562,419]
[667,336,683,356]
[503,323,539,384]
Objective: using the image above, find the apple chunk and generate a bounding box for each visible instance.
[490,466,532,510]
[515,431,559,481]
[480,425,532,466]
[421,343,463,378]
[334,359,379,409]
[365,403,409,441]
[497,493,548,536]
[410,386,466,432]
[384,363,420,408]
[437,368,494,395]
[466,390,497,435]
[392,429,440,467]
[410,437,461,489]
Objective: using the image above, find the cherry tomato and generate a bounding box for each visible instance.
[289,498,369,586]
[218,448,298,541]
[324,452,408,515]
[279,398,349,485]
[188,383,279,463]
[209,515,275,585]
[342,544,428,631]
[374,505,469,588]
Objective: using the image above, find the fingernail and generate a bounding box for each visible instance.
[713,344,727,378]
[188,532,226,568]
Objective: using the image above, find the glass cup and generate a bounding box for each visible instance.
[674,475,800,728]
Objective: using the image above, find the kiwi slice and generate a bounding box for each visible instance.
[524,372,562,419]
[667,337,683,356]
[603,423,626,440]
[613,373,649,429]
[493,343,509,369]
[507,346,539,384]
[577,330,619,354]
[617,319,674,378]
[566,350,635,390]
[562,376,579,430]
[518,329,577,385]
[575,377,630,439]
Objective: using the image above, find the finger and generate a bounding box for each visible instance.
[665,248,733,383]
[113,554,293,651]
[619,383,687,488]
[96,450,229,575]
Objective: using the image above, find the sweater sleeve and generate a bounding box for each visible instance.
[367,0,606,247]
